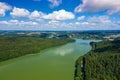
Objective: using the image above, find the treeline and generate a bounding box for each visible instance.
[0,37,75,62]
[75,39,120,80]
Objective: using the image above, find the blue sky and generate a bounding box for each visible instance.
[0,0,120,30]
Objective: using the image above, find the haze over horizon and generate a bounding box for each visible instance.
[0,0,120,30]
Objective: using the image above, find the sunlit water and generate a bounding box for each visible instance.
[0,39,98,80]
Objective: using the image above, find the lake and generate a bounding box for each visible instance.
[0,39,98,80]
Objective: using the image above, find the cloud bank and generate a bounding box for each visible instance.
[0,15,119,30]
[75,0,120,14]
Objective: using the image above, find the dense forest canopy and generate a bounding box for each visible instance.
[0,37,75,62]
[75,39,120,80]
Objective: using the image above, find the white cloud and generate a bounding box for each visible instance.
[47,20,60,28]
[78,16,118,30]
[48,0,62,8]
[75,22,80,25]
[69,15,120,30]
[29,10,46,19]
[29,10,75,21]
[10,7,30,17]
[77,16,85,21]
[0,2,11,16]
[43,9,75,20]
[87,16,111,24]
[0,20,39,30]
[48,20,59,24]
[81,22,89,25]
[0,20,38,26]
[75,0,120,15]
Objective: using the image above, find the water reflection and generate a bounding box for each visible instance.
[54,48,74,56]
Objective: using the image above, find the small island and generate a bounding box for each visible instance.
[0,37,75,62]
[75,39,120,80]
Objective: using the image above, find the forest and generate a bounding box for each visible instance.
[0,37,75,62]
[75,39,120,80]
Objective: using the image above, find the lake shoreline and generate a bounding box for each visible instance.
[74,39,120,80]
[0,37,75,62]
[0,39,98,80]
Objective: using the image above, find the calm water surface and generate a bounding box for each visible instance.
[0,39,98,80]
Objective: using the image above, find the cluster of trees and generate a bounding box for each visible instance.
[0,37,75,62]
[75,39,120,80]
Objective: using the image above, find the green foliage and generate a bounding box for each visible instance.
[75,40,120,80]
[0,37,75,62]
[75,56,84,80]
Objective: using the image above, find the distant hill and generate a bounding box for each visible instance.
[0,30,120,40]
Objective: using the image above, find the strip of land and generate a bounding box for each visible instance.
[0,37,75,62]
[75,39,120,80]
